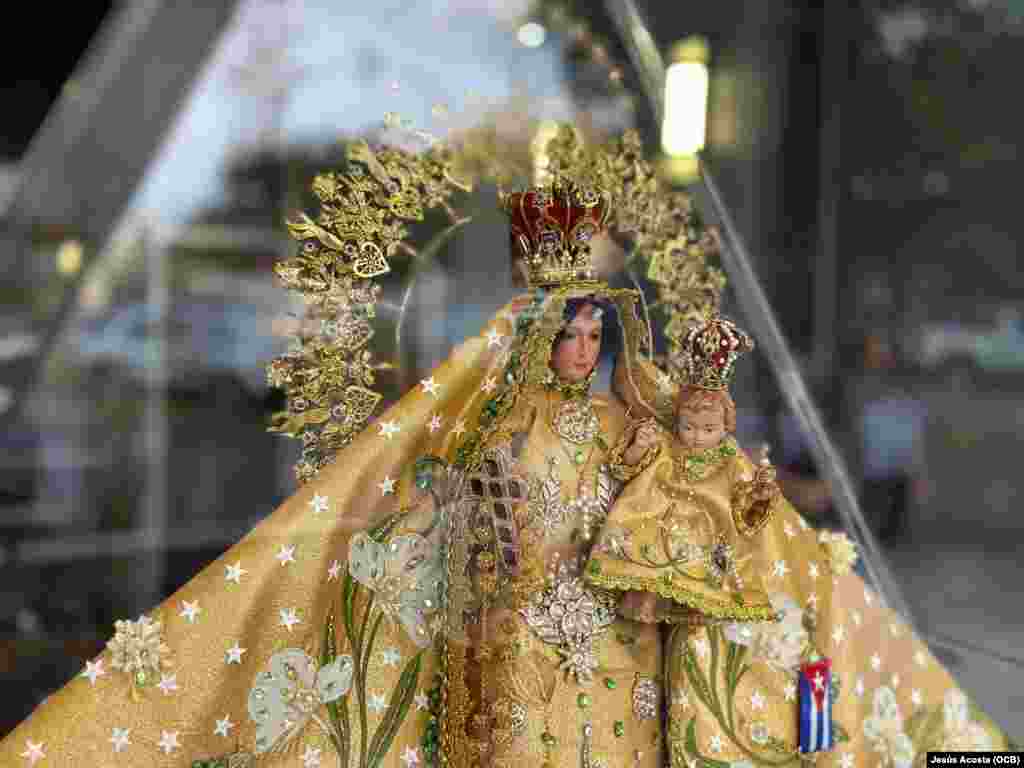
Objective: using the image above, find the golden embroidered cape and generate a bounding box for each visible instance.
[0,288,674,768]
[0,293,1014,768]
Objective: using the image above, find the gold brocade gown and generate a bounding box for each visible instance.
[455,383,665,768]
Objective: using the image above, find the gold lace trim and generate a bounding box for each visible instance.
[584,567,778,622]
[542,368,595,398]
[671,437,738,483]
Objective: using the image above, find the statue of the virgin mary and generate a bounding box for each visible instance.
[0,124,1011,768]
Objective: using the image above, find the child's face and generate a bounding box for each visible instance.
[676,404,727,451]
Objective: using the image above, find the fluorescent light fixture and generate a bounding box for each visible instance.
[57,239,83,276]
[517,22,547,48]
[661,60,709,157]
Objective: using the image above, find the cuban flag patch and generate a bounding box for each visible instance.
[798,657,834,753]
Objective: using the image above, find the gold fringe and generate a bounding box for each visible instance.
[584,568,778,623]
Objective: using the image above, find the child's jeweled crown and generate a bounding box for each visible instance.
[676,314,754,390]
[503,178,611,288]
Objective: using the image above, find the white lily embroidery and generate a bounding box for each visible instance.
[863,686,915,768]
[348,532,443,648]
[248,649,353,754]
[940,688,994,750]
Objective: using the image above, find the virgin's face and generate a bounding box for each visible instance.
[550,304,603,383]
[676,404,727,451]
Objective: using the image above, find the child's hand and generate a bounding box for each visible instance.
[618,590,658,623]
[623,422,659,465]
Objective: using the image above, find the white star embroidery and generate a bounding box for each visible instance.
[854,677,865,697]
[808,562,820,580]
[427,414,443,433]
[381,647,402,667]
[708,734,723,753]
[839,753,855,768]
[772,559,789,578]
[911,689,923,707]
[864,587,874,606]
[20,740,45,765]
[401,745,421,768]
[482,377,497,393]
[179,600,201,624]
[301,745,323,767]
[226,641,246,665]
[157,673,178,695]
[674,688,691,709]
[420,376,440,397]
[415,691,430,711]
[692,637,710,659]
[832,625,846,645]
[158,730,181,755]
[81,658,105,686]
[369,691,388,713]
[280,607,301,632]
[453,419,467,437]
[750,690,765,710]
[783,682,797,702]
[486,328,505,348]
[214,715,235,737]
[914,650,928,668]
[109,727,131,753]
[870,653,882,672]
[378,419,401,440]
[852,609,863,627]
[378,475,397,496]
[891,673,900,689]
[225,561,247,584]
[783,521,796,538]
[309,493,329,515]
[328,559,342,581]
[813,672,826,692]
[798,516,809,530]
[276,544,296,566]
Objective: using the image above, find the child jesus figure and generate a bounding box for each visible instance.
[586,315,782,625]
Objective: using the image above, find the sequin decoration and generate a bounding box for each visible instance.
[552,398,600,445]
[632,676,659,720]
[106,615,172,692]
[518,575,617,683]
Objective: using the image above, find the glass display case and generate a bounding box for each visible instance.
[0,0,1018,759]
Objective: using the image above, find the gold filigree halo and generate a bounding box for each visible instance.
[268,117,724,482]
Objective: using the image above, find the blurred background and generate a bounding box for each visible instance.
[0,0,1021,737]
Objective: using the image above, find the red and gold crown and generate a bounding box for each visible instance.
[504,178,611,288]
[675,314,754,390]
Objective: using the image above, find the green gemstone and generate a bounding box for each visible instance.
[614,720,625,738]
[135,670,148,686]
[577,693,591,708]
[574,450,585,465]
[604,677,617,690]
